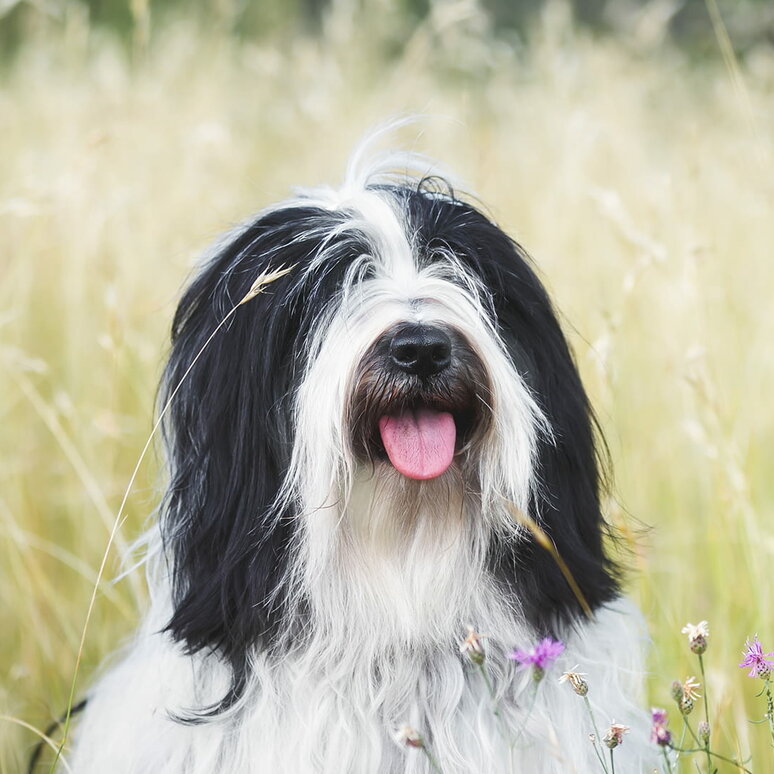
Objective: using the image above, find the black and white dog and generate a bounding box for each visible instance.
[71,147,649,772]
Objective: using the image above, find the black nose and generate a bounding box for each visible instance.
[389,324,452,378]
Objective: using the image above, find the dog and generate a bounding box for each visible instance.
[69,144,650,773]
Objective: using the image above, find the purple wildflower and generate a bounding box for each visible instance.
[739,636,774,678]
[510,637,564,681]
[650,707,671,747]
[651,708,668,726]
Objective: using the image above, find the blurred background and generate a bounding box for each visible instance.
[1,0,773,771]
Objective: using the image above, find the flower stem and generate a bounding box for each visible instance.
[698,654,710,726]
[422,746,445,774]
[661,747,673,774]
[764,678,774,750]
[682,715,703,750]
[477,663,499,715]
[511,680,539,744]
[476,662,511,750]
[672,724,687,766]
[609,748,615,774]
[582,696,609,774]
[698,653,713,774]
[668,744,752,774]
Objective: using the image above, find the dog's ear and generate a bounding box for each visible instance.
[159,207,359,708]
[405,192,620,632]
[160,218,299,668]
[487,254,621,633]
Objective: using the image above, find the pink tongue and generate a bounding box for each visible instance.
[378,409,456,480]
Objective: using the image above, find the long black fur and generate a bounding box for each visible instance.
[399,183,620,633]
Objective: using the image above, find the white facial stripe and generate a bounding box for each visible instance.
[343,190,416,281]
[277,184,547,528]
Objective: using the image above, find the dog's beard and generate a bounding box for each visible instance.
[276,260,548,657]
[281,324,512,650]
[293,463,515,653]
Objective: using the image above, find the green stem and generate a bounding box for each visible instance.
[682,715,703,750]
[421,745,445,774]
[698,654,713,774]
[661,746,674,774]
[765,678,774,750]
[511,680,539,745]
[698,654,710,726]
[476,662,511,750]
[609,747,616,774]
[582,696,609,774]
[672,723,687,766]
[477,663,498,715]
[668,744,752,774]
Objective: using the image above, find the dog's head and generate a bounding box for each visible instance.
[158,158,619,710]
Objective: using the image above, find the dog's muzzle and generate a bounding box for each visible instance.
[349,322,492,480]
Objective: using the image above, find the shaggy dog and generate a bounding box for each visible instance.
[70,147,649,773]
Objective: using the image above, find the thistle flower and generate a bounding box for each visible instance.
[650,707,671,746]
[682,620,709,655]
[558,665,589,696]
[510,637,565,682]
[460,627,486,665]
[683,676,701,700]
[677,676,701,715]
[395,725,424,748]
[602,722,629,749]
[651,708,668,726]
[652,725,672,746]
[739,636,774,679]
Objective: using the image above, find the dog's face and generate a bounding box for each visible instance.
[158,172,619,712]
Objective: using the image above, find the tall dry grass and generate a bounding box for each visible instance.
[1,2,773,770]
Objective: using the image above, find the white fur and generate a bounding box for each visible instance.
[70,144,654,773]
[71,573,651,773]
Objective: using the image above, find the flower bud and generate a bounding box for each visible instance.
[460,628,486,665]
[670,681,683,702]
[395,725,423,748]
[698,721,710,745]
[690,634,707,655]
[559,667,589,696]
[603,731,619,749]
[570,676,589,696]
[682,622,710,656]
[602,723,629,749]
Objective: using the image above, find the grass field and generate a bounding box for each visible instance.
[1,2,774,771]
